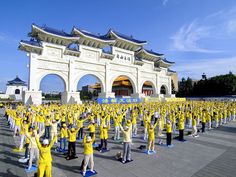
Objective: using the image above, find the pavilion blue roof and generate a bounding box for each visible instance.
[162,58,175,64]
[32,24,74,38]
[107,30,147,44]
[20,40,42,47]
[7,76,27,86]
[167,68,176,73]
[73,28,113,41]
[144,49,163,56]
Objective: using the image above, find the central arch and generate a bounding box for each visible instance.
[110,75,137,97]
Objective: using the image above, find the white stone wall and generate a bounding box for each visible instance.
[25,41,173,105]
[5,85,27,101]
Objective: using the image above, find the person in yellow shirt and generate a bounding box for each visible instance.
[113,116,120,140]
[13,114,22,137]
[66,127,80,160]
[202,110,207,133]
[166,120,173,146]
[143,115,150,141]
[147,122,158,154]
[19,119,29,150]
[131,112,137,136]
[87,120,97,144]
[44,116,52,139]
[119,124,132,163]
[99,124,109,151]
[60,124,68,152]
[82,133,95,176]
[25,128,45,171]
[76,116,88,140]
[35,134,57,177]
[50,118,61,144]
[178,115,185,141]
[191,116,198,137]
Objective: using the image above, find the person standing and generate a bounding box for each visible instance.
[35,134,57,177]
[178,112,185,141]
[147,122,158,153]
[119,124,132,163]
[166,120,172,146]
[60,123,68,151]
[67,127,80,160]
[25,128,45,170]
[99,124,109,151]
[82,133,95,176]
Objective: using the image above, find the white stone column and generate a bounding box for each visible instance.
[28,53,38,91]
[150,73,161,98]
[99,62,115,98]
[23,53,42,106]
[131,67,145,98]
[61,59,82,104]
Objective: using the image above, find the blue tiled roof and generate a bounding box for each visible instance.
[167,68,176,73]
[20,40,42,47]
[73,28,113,41]
[33,24,74,38]
[162,58,175,64]
[7,76,27,86]
[108,30,147,44]
[144,49,163,56]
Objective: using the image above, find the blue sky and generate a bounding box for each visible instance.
[0,0,236,92]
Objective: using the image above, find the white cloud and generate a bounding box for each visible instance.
[162,0,168,5]
[171,6,236,53]
[174,56,236,79]
[171,21,221,53]
[227,20,236,34]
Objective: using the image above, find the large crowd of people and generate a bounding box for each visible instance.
[3,100,236,176]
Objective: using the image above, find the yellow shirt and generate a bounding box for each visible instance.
[36,136,56,164]
[88,123,97,133]
[148,123,158,140]
[166,123,172,133]
[119,125,132,142]
[178,119,185,130]
[83,136,95,155]
[100,127,108,139]
[192,119,197,126]
[14,117,22,126]
[113,118,119,127]
[60,128,68,138]
[68,129,80,142]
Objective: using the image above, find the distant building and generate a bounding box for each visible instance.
[0,76,28,101]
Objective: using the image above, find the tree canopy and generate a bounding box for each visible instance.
[177,72,236,97]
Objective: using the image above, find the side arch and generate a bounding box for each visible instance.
[37,71,68,92]
[160,84,169,95]
[140,80,156,95]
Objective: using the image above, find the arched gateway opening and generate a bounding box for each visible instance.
[40,74,66,103]
[160,85,168,95]
[77,74,103,101]
[112,76,134,97]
